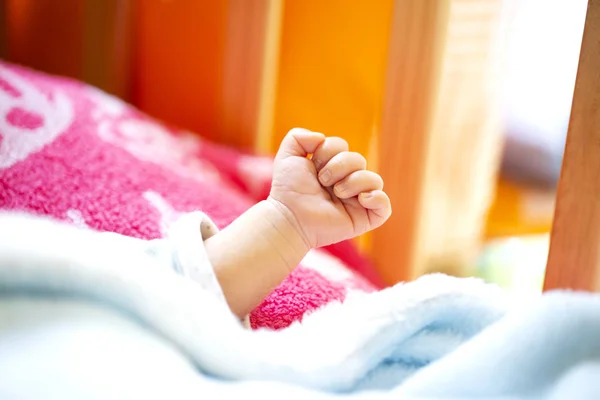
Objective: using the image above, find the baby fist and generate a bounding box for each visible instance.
[268,128,392,249]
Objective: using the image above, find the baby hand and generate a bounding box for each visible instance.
[268,128,392,249]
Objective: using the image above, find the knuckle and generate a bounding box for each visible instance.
[368,171,383,187]
[352,152,366,164]
[331,137,349,150]
[333,157,346,173]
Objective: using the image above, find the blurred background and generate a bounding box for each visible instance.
[0,0,589,298]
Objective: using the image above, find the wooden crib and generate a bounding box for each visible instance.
[1,0,597,291]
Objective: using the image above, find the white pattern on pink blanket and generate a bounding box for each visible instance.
[0,67,74,169]
[89,88,222,183]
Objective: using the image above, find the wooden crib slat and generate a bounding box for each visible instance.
[134,0,281,150]
[0,0,6,59]
[133,1,230,141]
[544,0,600,292]
[5,0,85,79]
[82,0,134,101]
[372,0,505,284]
[4,0,134,100]
[220,0,283,152]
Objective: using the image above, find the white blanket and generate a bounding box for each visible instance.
[1,212,599,399]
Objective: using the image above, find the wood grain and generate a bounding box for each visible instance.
[544,0,600,292]
[5,0,84,79]
[220,0,283,152]
[134,0,280,149]
[373,0,505,284]
[133,1,229,140]
[0,0,6,59]
[82,0,134,100]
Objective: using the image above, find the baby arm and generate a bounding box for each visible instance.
[204,200,308,318]
[205,128,392,318]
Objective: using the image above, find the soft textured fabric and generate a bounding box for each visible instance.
[0,60,379,330]
[0,211,507,398]
[2,212,600,399]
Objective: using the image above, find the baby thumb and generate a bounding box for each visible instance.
[276,128,325,160]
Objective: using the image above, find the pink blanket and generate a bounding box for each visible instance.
[0,61,380,329]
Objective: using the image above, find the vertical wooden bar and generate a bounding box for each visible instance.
[134,0,280,148]
[372,0,450,284]
[254,0,284,154]
[220,0,283,152]
[544,0,600,292]
[83,0,134,100]
[133,1,229,140]
[372,0,505,284]
[5,0,132,98]
[0,0,6,59]
[5,0,84,79]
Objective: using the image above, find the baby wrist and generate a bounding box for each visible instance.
[263,198,312,270]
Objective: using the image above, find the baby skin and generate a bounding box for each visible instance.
[205,128,392,318]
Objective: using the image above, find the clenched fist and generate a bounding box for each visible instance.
[268,128,392,249]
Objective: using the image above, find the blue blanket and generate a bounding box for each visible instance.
[1,212,599,399]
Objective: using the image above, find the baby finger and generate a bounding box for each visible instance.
[333,170,384,199]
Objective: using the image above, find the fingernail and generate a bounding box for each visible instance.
[361,192,373,199]
[335,183,346,195]
[320,169,331,184]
